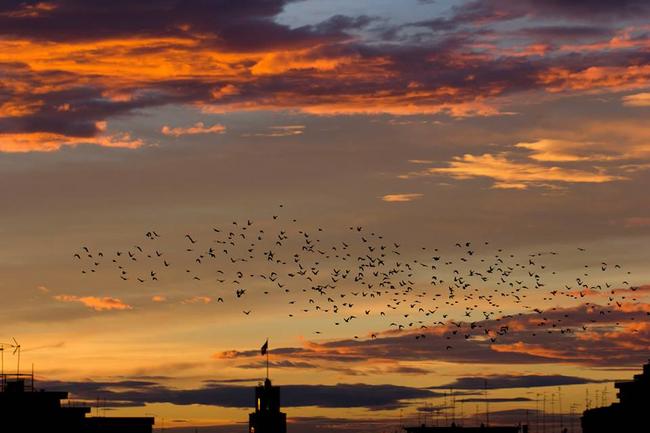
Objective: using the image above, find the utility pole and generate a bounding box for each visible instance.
[542,392,546,433]
[550,392,555,431]
[444,391,448,426]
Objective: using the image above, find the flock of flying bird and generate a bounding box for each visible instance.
[73,205,646,348]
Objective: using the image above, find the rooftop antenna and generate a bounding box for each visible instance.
[570,403,578,433]
[12,338,21,378]
[557,386,564,429]
[542,392,546,433]
[449,388,456,425]
[550,392,555,428]
[0,343,5,392]
[525,408,529,432]
[0,342,17,378]
[451,387,456,425]
[442,392,449,427]
[484,379,489,427]
[535,393,540,433]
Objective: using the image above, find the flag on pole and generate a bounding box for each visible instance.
[261,339,268,355]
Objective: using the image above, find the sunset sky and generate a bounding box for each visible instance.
[1,1,650,432]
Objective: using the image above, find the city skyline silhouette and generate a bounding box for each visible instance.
[2,353,648,432]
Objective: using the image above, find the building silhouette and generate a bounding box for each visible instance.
[0,373,154,432]
[249,378,287,433]
[581,359,649,433]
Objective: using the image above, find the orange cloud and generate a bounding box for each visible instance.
[381,193,423,202]
[161,122,226,137]
[408,159,434,164]
[560,29,650,54]
[54,294,132,311]
[250,49,354,75]
[212,350,240,360]
[490,342,595,361]
[515,139,620,162]
[0,132,144,153]
[622,92,650,107]
[182,296,212,304]
[425,153,623,189]
[199,93,509,117]
[3,2,57,18]
[0,37,247,81]
[211,84,240,100]
[0,100,44,117]
[242,125,305,137]
[615,302,650,313]
[2,7,650,151]
[539,65,650,93]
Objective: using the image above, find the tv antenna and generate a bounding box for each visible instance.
[12,338,21,377]
[0,341,17,376]
[0,343,5,377]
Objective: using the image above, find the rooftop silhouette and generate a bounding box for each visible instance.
[581,359,650,433]
[0,373,153,433]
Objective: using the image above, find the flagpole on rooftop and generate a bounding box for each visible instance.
[266,337,269,380]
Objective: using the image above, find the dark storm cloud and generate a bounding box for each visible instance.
[39,379,439,410]
[0,0,360,50]
[516,25,613,40]
[452,0,650,24]
[430,374,608,390]
[405,0,649,38]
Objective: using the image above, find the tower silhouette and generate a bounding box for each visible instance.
[248,378,287,433]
